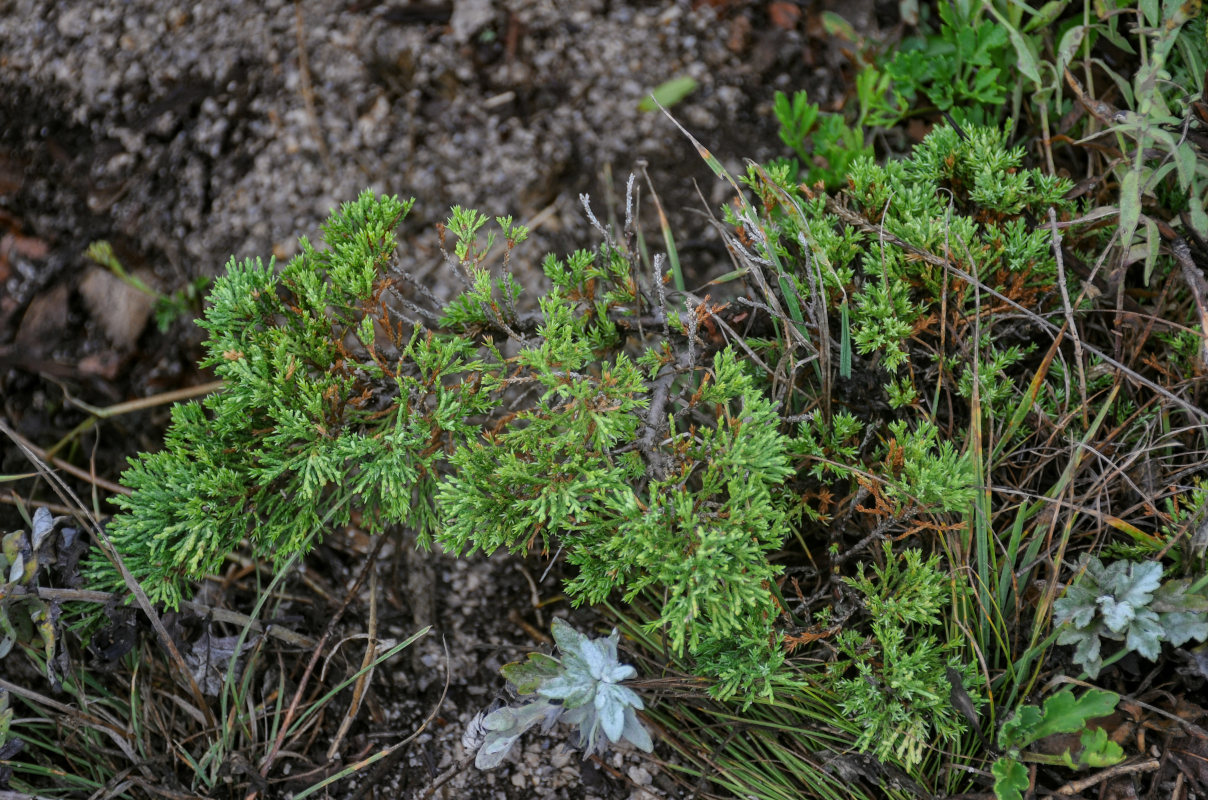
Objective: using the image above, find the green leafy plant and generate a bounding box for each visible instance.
[737,121,1073,453]
[653,108,1198,797]
[827,543,984,769]
[66,96,1208,799]
[1053,556,1208,677]
[991,688,1124,800]
[1065,4,1208,275]
[967,0,1208,278]
[472,619,652,769]
[871,2,1017,126]
[92,123,1072,719]
[773,89,871,189]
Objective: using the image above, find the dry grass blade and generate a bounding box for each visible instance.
[355,638,453,800]
[2,425,128,497]
[1049,207,1089,428]
[0,493,76,516]
[250,532,389,794]
[51,379,224,460]
[1053,757,1161,795]
[325,569,379,761]
[273,628,431,799]
[0,678,144,773]
[989,327,1063,464]
[638,163,685,293]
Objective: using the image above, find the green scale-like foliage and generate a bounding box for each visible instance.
[95,124,1072,713]
[91,191,795,696]
[96,195,489,607]
[734,122,1074,427]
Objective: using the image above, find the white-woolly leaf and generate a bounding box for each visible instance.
[1117,561,1163,608]
[596,687,625,741]
[480,622,652,764]
[1161,612,1208,647]
[1098,596,1136,633]
[538,672,595,707]
[603,662,637,683]
[475,700,560,770]
[579,637,610,679]
[475,733,520,769]
[550,617,586,653]
[623,707,653,751]
[1125,610,1164,660]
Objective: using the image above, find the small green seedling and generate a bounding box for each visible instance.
[828,543,984,769]
[772,89,870,189]
[992,688,1124,800]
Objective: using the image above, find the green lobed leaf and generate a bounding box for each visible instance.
[1074,726,1125,768]
[991,756,1029,800]
[1098,595,1138,633]
[1125,608,1166,660]
[1152,580,1208,614]
[1055,583,1100,629]
[1074,631,1104,677]
[1116,561,1164,607]
[999,703,1043,749]
[1030,689,1120,742]
[1161,612,1208,647]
